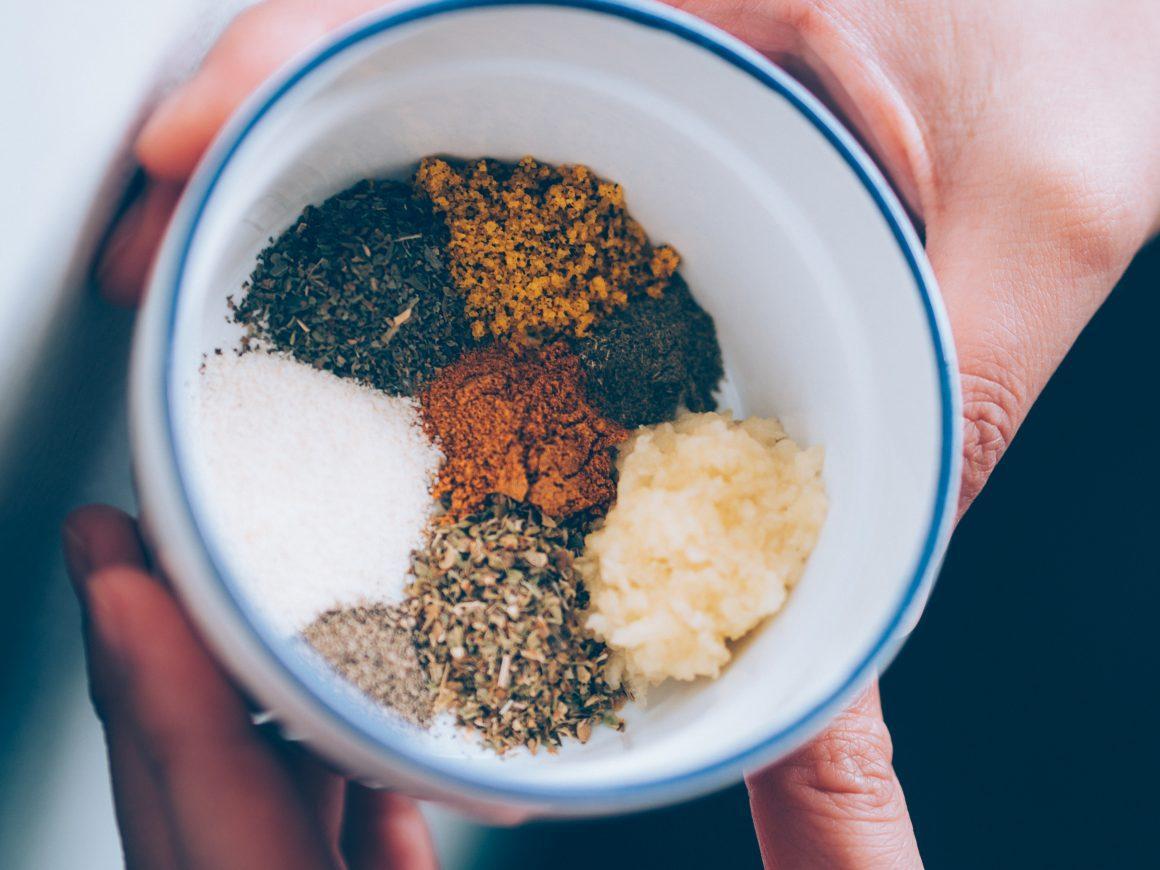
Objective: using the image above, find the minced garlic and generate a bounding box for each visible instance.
[580,411,827,686]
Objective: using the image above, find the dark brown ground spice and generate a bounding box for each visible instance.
[419,343,626,519]
[572,274,723,428]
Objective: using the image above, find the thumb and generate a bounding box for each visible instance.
[746,683,921,869]
[926,170,1144,516]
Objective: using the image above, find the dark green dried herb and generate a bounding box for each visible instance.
[406,496,627,754]
[235,179,473,395]
[572,274,723,428]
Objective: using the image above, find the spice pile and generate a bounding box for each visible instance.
[415,157,679,342]
[236,179,472,394]
[196,154,826,756]
[406,497,626,752]
[575,274,723,428]
[581,413,827,686]
[303,604,433,727]
[420,343,626,518]
[191,352,441,635]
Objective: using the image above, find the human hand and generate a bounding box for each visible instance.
[63,505,438,870]
[678,1,1158,866]
[93,1,1160,868]
[101,0,1160,512]
[62,509,905,870]
[670,0,1160,511]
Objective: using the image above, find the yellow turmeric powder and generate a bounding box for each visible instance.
[415,156,680,343]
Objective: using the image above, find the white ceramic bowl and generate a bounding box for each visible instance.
[131,0,961,819]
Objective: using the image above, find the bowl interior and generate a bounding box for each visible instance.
[165,2,950,797]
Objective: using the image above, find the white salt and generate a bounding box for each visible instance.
[190,352,441,635]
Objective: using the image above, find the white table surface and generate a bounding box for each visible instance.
[0,0,245,455]
[1,5,239,866]
[0,3,480,865]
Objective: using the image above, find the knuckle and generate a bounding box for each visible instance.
[222,3,273,41]
[775,0,841,42]
[776,717,902,821]
[1018,152,1140,280]
[134,721,189,783]
[959,360,1025,510]
[85,664,116,728]
[131,711,209,786]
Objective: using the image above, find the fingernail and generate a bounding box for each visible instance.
[86,575,128,667]
[138,88,187,152]
[62,523,92,592]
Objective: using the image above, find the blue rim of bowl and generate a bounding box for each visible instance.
[158,0,959,811]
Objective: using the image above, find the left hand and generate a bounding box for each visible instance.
[63,504,438,870]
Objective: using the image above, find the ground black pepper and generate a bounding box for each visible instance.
[303,604,435,727]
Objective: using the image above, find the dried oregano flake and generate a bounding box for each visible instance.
[406,496,628,754]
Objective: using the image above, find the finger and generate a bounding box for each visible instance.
[927,173,1147,517]
[137,0,387,180]
[673,1,1160,516]
[342,784,439,870]
[64,506,181,870]
[667,0,932,216]
[64,507,339,870]
[747,684,921,870]
[278,743,348,850]
[63,505,146,588]
[94,181,183,307]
